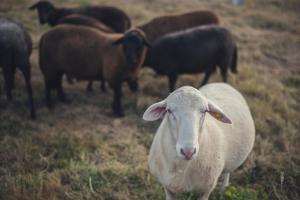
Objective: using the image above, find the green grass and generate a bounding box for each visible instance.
[0,0,300,199]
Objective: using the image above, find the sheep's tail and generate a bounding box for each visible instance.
[230,45,238,74]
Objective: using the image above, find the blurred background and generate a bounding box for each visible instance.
[0,0,299,199]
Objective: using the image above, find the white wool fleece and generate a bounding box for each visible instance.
[143,83,255,200]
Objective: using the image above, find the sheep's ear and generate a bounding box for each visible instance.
[143,38,152,48]
[112,37,124,45]
[206,99,232,124]
[143,100,167,121]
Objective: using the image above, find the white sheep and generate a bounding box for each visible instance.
[143,83,255,200]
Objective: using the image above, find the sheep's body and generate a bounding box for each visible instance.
[144,25,237,91]
[40,25,107,81]
[147,83,255,199]
[0,18,36,119]
[138,10,219,43]
[57,14,114,91]
[39,25,148,116]
[0,18,32,69]
[30,1,131,33]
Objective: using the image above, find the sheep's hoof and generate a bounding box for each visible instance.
[61,98,71,104]
[6,94,13,101]
[67,78,74,84]
[86,86,93,92]
[30,111,36,120]
[113,110,124,118]
[101,86,107,93]
[47,104,54,110]
[130,88,138,93]
[128,81,139,92]
[86,82,94,92]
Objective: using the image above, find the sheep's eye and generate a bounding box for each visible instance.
[167,109,177,122]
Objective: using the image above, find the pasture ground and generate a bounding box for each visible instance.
[0,0,300,199]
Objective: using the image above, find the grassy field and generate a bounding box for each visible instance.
[0,0,300,199]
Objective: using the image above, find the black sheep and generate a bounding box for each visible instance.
[29,0,131,33]
[144,25,238,91]
[0,18,36,119]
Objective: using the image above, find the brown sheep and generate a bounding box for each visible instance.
[57,14,114,91]
[39,25,150,117]
[138,10,219,43]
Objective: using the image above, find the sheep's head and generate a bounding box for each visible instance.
[143,86,232,160]
[29,1,55,25]
[112,29,151,65]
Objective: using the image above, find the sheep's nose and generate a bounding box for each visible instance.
[180,147,196,160]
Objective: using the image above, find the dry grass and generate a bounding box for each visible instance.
[0,0,300,199]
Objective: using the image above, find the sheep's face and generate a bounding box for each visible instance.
[143,86,232,161]
[29,1,55,25]
[113,31,151,65]
[166,90,205,160]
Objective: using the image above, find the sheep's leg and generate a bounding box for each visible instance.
[197,189,213,200]
[112,85,124,117]
[168,74,177,92]
[220,173,230,197]
[66,75,73,84]
[56,73,69,104]
[86,81,93,92]
[20,62,36,119]
[199,71,213,86]
[164,187,176,200]
[3,65,14,101]
[127,80,138,92]
[45,80,53,109]
[197,178,218,200]
[220,67,228,83]
[11,66,17,89]
[100,79,107,92]
[219,57,230,83]
[197,194,209,200]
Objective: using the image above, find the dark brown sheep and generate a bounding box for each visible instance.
[39,25,150,117]
[144,25,238,91]
[29,0,131,33]
[57,14,114,91]
[0,18,36,119]
[138,10,219,42]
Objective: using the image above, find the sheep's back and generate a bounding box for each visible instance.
[57,14,114,33]
[75,6,131,33]
[139,10,219,42]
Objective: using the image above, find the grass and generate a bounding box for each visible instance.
[1,0,300,199]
